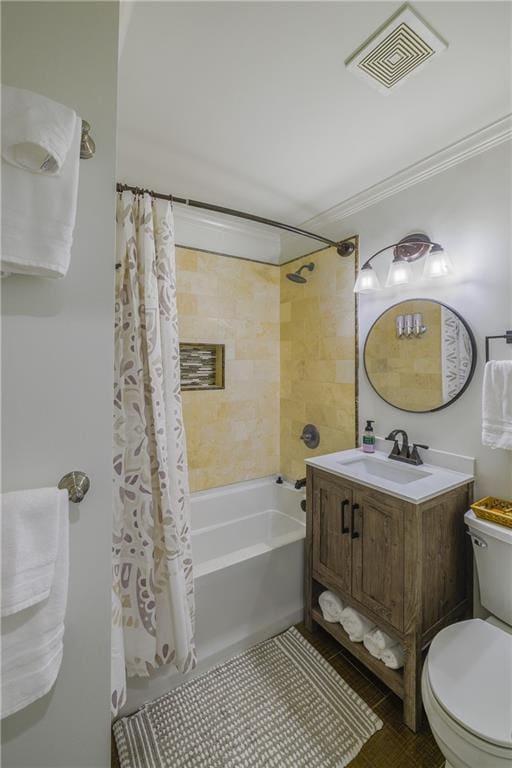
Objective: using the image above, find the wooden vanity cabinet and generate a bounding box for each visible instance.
[305,465,473,732]
[351,488,405,631]
[312,475,353,595]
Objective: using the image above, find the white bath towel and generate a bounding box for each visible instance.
[1,487,62,616]
[340,607,376,643]
[371,628,396,653]
[381,644,404,670]
[482,361,512,450]
[363,630,382,659]
[318,590,344,623]
[1,88,81,278]
[1,488,69,718]
[2,85,77,176]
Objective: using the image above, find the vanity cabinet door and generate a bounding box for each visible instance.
[351,490,405,631]
[312,476,353,594]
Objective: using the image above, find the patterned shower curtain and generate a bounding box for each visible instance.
[111,191,196,716]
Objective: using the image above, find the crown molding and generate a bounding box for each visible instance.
[280,114,512,260]
[134,114,512,265]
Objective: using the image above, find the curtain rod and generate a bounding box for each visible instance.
[116,182,355,257]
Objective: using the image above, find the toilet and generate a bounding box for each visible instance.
[422,510,512,767]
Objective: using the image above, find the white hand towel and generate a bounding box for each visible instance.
[340,607,376,642]
[482,361,512,450]
[1,488,69,719]
[363,630,382,659]
[1,89,81,278]
[372,628,396,652]
[1,487,62,616]
[381,644,404,670]
[318,590,344,623]
[2,85,77,176]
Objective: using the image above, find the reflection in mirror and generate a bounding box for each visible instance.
[364,299,476,413]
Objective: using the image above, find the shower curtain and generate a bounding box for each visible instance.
[111,191,196,716]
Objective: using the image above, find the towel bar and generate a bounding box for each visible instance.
[58,471,90,503]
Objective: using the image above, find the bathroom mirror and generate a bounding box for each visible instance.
[364,299,476,413]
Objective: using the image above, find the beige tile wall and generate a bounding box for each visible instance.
[176,247,280,492]
[280,243,358,482]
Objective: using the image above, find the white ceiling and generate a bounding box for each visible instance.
[118,1,511,230]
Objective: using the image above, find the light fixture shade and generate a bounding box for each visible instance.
[353,264,382,293]
[422,245,453,279]
[385,256,412,288]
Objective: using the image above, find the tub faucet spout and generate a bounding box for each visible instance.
[295,477,307,490]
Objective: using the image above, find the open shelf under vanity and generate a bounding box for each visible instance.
[311,584,404,699]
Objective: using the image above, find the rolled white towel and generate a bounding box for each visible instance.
[363,630,381,659]
[372,628,395,652]
[340,607,376,642]
[381,644,404,669]
[318,590,344,623]
[2,85,77,176]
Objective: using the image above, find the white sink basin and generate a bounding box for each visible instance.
[337,456,431,485]
[305,449,474,503]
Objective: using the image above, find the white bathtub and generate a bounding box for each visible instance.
[123,476,306,714]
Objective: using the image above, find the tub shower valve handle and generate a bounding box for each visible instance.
[340,499,350,534]
[299,424,320,450]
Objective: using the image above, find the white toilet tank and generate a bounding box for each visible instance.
[465,510,512,625]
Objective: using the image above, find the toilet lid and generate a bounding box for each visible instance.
[428,619,512,748]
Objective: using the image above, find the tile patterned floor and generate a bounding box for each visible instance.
[295,624,444,768]
[111,622,444,768]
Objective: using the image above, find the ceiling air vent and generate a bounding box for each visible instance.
[346,4,447,93]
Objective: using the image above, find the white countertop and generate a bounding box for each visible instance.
[305,448,474,503]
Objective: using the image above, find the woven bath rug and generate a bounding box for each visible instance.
[113,626,383,768]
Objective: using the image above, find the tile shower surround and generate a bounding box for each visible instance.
[280,244,357,481]
[176,243,357,492]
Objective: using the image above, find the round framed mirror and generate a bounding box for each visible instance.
[364,299,476,413]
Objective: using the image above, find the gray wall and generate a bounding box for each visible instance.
[344,143,512,500]
[1,3,118,766]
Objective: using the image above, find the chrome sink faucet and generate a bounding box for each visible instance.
[385,429,429,466]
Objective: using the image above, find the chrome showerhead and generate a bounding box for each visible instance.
[286,262,315,283]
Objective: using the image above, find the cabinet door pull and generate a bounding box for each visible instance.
[340,499,350,534]
[351,503,360,539]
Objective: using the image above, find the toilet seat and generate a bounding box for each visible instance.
[427,619,512,749]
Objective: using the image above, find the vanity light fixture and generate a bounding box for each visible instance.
[353,233,448,293]
[385,253,413,288]
[353,263,382,293]
[422,244,453,279]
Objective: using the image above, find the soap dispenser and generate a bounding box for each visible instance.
[362,420,376,453]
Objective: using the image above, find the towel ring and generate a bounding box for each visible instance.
[58,471,90,503]
[485,331,512,362]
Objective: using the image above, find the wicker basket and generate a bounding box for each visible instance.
[471,496,512,529]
